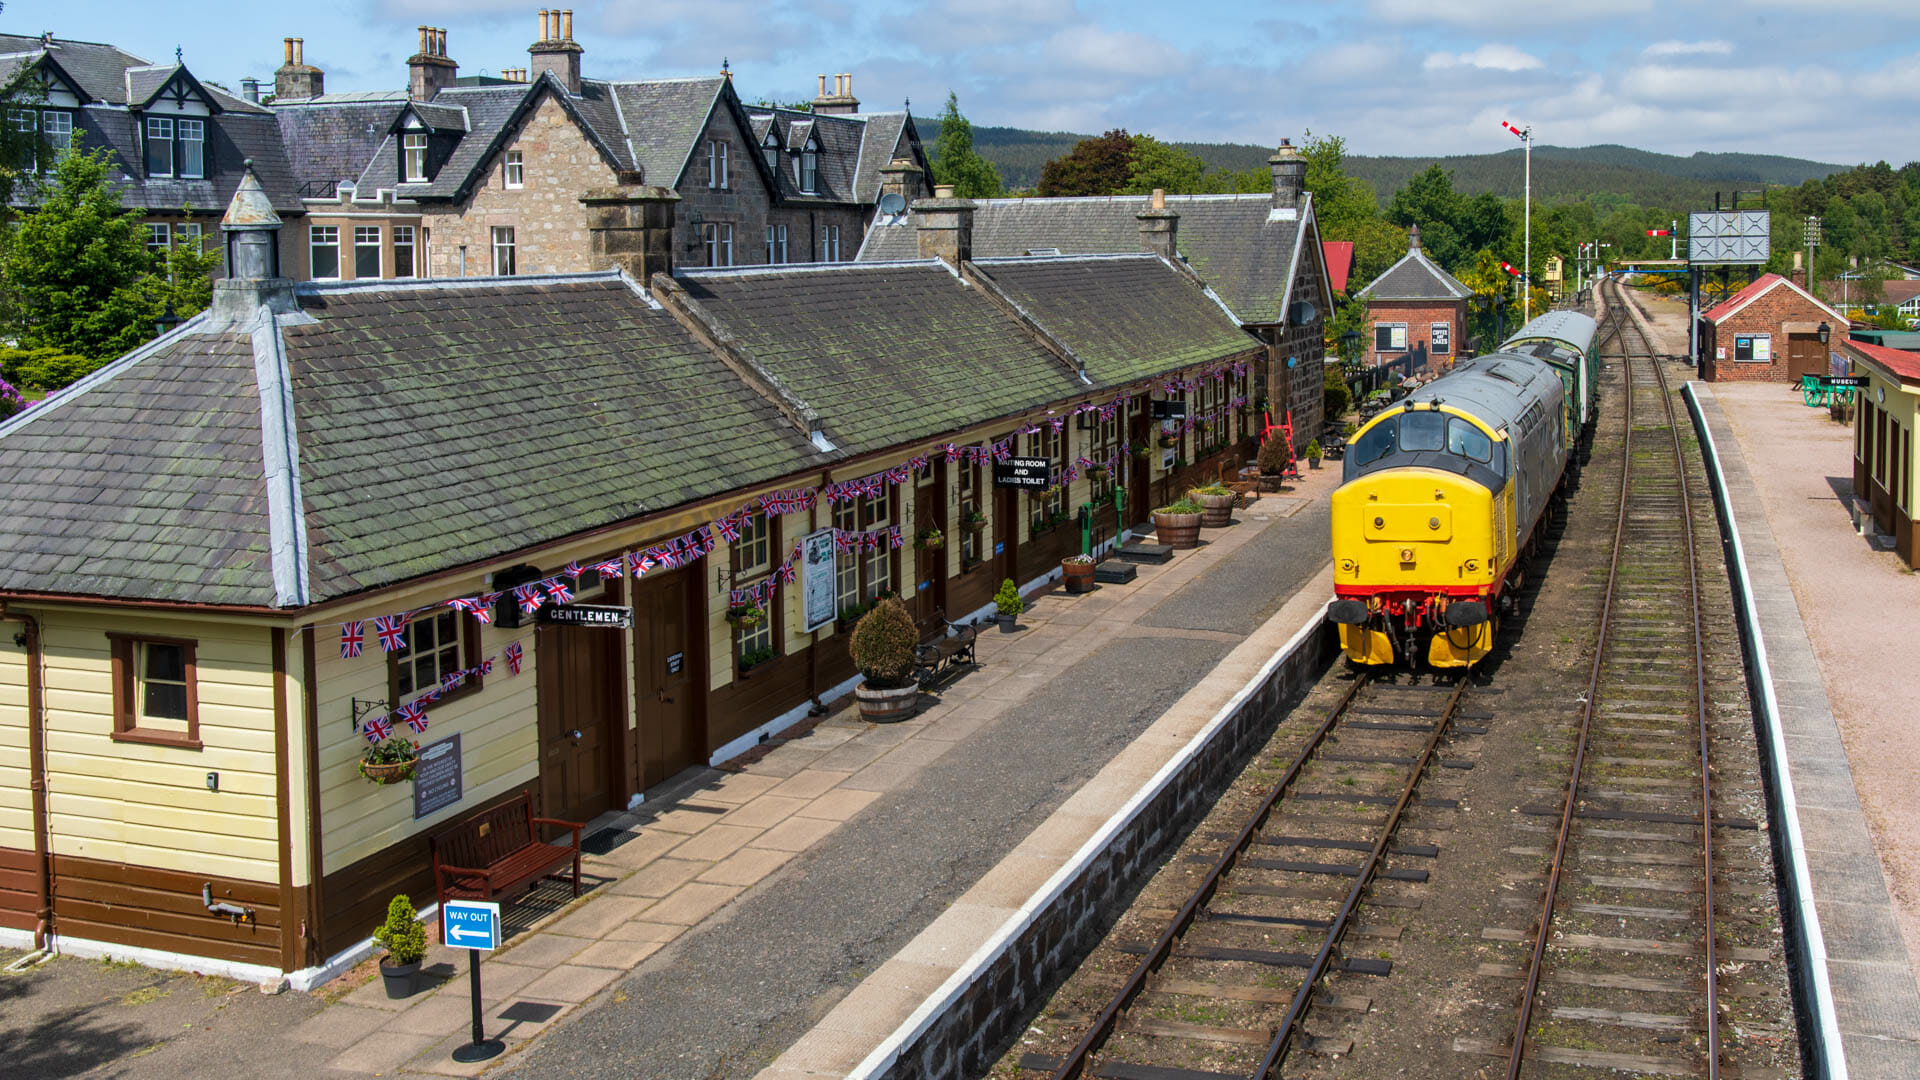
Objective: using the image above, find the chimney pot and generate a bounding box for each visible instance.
[843,73,852,98]
[1151,188,1165,210]
[1268,136,1305,211]
[539,10,550,41]
[562,10,573,41]
[818,74,827,96]
[934,184,956,199]
[417,26,427,53]
[294,38,304,66]
[283,37,293,65]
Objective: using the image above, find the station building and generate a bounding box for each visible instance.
[0,168,1264,984]
[1837,338,1920,565]
[1697,272,1848,384]
[1354,224,1471,375]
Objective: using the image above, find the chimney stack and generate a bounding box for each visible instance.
[912,186,974,265]
[213,164,296,323]
[581,181,679,280]
[529,8,584,95]
[878,156,923,211]
[1791,250,1807,290]
[273,35,325,100]
[811,71,860,115]
[1137,188,1179,262]
[1268,137,1304,213]
[408,26,458,101]
[1408,224,1422,251]
[240,76,260,103]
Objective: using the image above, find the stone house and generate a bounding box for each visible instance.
[270,16,931,282]
[0,32,303,270]
[857,139,1335,491]
[1698,272,1847,383]
[0,167,1259,985]
[1355,225,1472,375]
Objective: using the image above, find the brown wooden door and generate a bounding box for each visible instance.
[1787,334,1826,381]
[913,482,943,625]
[635,570,699,789]
[536,621,621,824]
[994,486,1020,589]
[1128,410,1153,532]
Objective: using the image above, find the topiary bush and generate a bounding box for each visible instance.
[850,596,917,688]
[1257,434,1293,476]
[1323,366,1351,421]
[373,894,427,966]
[993,578,1024,618]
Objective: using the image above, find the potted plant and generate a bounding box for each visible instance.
[1157,433,1178,449]
[1189,483,1237,528]
[993,578,1024,633]
[1151,497,1205,549]
[1086,464,1109,482]
[962,508,988,532]
[1061,553,1096,594]
[359,737,420,785]
[1256,435,1294,491]
[915,526,945,550]
[737,646,776,675]
[724,601,766,628]
[373,894,428,999]
[1131,444,1150,462]
[1305,439,1323,470]
[850,597,920,722]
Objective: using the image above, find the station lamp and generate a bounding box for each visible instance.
[1817,322,1831,345]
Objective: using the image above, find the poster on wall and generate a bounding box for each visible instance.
[801,528,837,633]
[413,733,463,820]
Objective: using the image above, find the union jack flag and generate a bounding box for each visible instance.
[886,465,910,485]
[994,443,1012,462]
[564,562,583,580]
[777,562,797,586]
[695,528,716,555]
[1049,417,1066,433]
[398,701,429,733]
[373,615,407,654]
[1021,422,1041,436]
[362,715,392,743]
[479,658,494,676]
[543,578,572,605]
[505,641,524,676]
[715,515,741,543]
[441,669,465,692]
[514,584,543,613]
[340,621,364,659]
[888,525,904,549]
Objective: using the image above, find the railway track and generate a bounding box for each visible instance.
[1011,668,1486,1080]
[1484,281,1759,1078]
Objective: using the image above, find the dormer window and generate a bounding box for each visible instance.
[177,119,205,179]
[797,139,818,194]
[761,132,779,172]
[145,117,173,177]
[403,133,428,182]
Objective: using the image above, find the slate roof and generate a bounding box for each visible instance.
[43,108,304,214]
[0,34,145,102]
[676,261,1085,453]
[971,255,1257,385]
[1356,234,1472,302]
[858,193,1313,325]
[609,77,728,186]
[745,107,925,207]
[275,96,408,191]
[0,328,279,605]
[848,112,918,203]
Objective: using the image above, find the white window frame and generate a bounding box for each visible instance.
[704,222,733,267]
[309,225,341,280]
[707,139,728,189]
[761,132,779,172]
[41,109,71,157]
[145,222,171,255]
[402,133,428,182]
[392,225,416,279]
[491,225,517,276]
[766,223,788,264]
[823,224,841,262]
[353,225,382,279]
[176,118,205,179]
[175,222,203,251]
[504,149,523,189]
[797,140,818,194]
[144,116,173,178]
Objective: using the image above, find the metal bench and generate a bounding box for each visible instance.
[429,791,584,910]
[912,609,978,690]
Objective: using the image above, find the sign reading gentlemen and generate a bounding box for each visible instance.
[537,604,633,629]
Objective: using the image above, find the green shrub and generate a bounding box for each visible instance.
[1189,483,1233,497]
[372,894,427,966]
[1305,439,1323,458]
[1154,498,1204,515]
[1323,366,1351,420]
[1257,435,1292,476]
[850,596,917,687]
[993,578,1024,618]
[0,346,99,392]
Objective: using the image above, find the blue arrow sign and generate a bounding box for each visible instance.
[442,900,500,951]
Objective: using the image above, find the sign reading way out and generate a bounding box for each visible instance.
[441,899,500,951]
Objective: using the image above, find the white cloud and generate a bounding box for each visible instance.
[1043,26,1190,78]
[1643,39,1733,57]
[1424,44,1545,72]
[1371,0,1647,23]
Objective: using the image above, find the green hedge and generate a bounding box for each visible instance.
[0,346,100,392]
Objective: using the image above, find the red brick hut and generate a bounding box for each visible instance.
[1698,272,1848,383]
[1356,225,1471,374]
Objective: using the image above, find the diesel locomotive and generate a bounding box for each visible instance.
[1327,348,1569,668]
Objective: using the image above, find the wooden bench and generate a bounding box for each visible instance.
[912,608,978,690]
[429,792,584,910]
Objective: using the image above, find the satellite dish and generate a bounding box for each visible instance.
[878,192,907,216]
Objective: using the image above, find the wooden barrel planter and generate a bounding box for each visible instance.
[1152,510,1203,549]
[1192,491,1236,528]
[854,680,919,723]
[1061,557,1096,594]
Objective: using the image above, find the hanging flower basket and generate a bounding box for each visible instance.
[915,528,945,550]
[1086,466,1110,482]
[963,511,989,532]
[359,738,420,785]
[725,602,767,628]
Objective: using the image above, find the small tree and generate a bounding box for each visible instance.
[372,894,427,967]
[849,596,917,688]
[993,579,1024,619]
[1038,129,1134,197]
[1258,433,1293,477]
[929,92,1003,199]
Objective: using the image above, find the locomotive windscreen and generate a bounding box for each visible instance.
[1345,411,1506,490]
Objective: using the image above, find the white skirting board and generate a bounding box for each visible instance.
[706,671,862,767]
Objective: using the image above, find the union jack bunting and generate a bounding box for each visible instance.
[542,577,572,605]
[362,715,393,743]
[942,443,960,461]
[478,658,494,676]
[564,561,583,579]
[1075,402,1096,414]
[592,559,623,579]
[835,534,855,553]
[889,525,904,549]
[505,641,524,675]
[441,669,464,692]
[994,443,1012,462]
[629,550,656,576]
[420,687,443,705]
[715,515,741,543]
[777,562,797,586]
[514,584,544,614]
[340,621,364,659]
[909,456,928,473]
[373,614,408,654]
[1049,417,1065,433]
[398,701,429,733]
[653,544,679,570]
[1020,422,1041,435]
[697,528,716,554]
[885,465,909,485]
[729,589,751,607]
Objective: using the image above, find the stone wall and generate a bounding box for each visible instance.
[867,617,1338,1080]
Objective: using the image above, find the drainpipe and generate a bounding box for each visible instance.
[0,603,52,953]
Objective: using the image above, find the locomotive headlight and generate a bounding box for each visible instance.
[1398,547,1414,562]
[1340,559,1356,573]
[1373,516,1385,529]
[1428,516,1440,530]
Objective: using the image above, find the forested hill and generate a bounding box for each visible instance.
[920,118,1846,208]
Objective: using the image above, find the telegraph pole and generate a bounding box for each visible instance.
[1502,119,1533,322]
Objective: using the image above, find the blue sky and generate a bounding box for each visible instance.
[22,0,1919,163]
